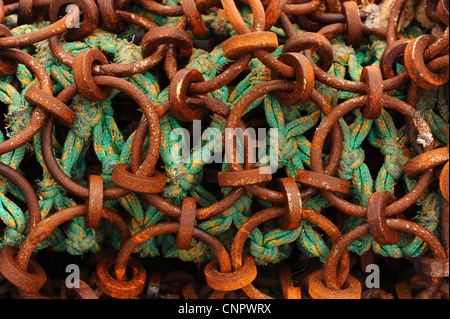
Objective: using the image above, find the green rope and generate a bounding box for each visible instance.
[0,8,445,267]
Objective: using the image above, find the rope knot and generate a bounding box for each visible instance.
[38,178,67,200]
[102,153,120,177]
[71,101,102,140]
[163,165,203,198]
[339,147,365,180]
[379,137,407,179]
[1,226,27,248]
[250,240,292,265]
[5,106,32,135]
[277,130,298,164]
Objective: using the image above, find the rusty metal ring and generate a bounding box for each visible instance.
[301,25,412,94]
[226,83,342,202]
[48,0,99,40]
[115,0,132,10]
[426,0,441,23]
[324,219,447,293]
[61,280,99,299]
[405,35,450,89]
[129,97,246,221]
[222,31,279,60]
[140,0,183,16]
[440,162,449,201]
[277,10,298,38]
[437,0,450,26]
[0,49,52,156]
[97,0,126,33]
[431,24,445,39]
[423,27,449,62]
[164,45,180,82]
[279,265,302,299]
[416,257,449,278]
[169,68,206,122]
[273,177,302,231]
[17,0,34,24]
[225,80,294,173]
[141,26,193,59]
[41,113,130,201]
[323,0,339,13]
[11,204,130,298]
[342,1,362,49]
[48,11,168,77]
[283,32,334,72]
[226,81,344,204]
[204,254,257,292]
[176,197,197,250]
[231,207,350,298]
[367,191,401,246]
[306,3,369,24]
[295,8,323,32]
[309,94,435,218]
[0,48,53,90]
[296,169,350,195]
[271,52,315,106]
[113,222,232,299]
[386,0,408,45]
[379,39,410,80]
[181,281,200,299]
[282,0,321,16]
[140,0,218,17]
[218,167,272,187]
[0,12,70,49]
[264,0,287,30]
[128,97,246,221]
[15,205,131,267]
[96,257,147,299]
[0,246,47,294]
[308,270,361,299]
[427,54,450,72]
[188,54,253,95]
[41,76,161,200]
[111,163,166,194]
[180,0,208,37]
[0,26,18,76]
[2,0,19,16]
[360,65,383,119]
[24,86,76,127]
[403,147,449,179]
[361,288,394,299]
[0,162,41,231]
[220,0,266,34]
[0,0,5,22]
[73,49,113,102]
[86,175,104,229]
[441,201,449,257]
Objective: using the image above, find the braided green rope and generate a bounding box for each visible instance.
[0,6,445,268]
[0,82,28,248]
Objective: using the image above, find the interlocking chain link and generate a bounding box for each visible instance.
[0,0,448,299]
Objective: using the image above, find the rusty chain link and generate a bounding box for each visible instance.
[0,0,448,300]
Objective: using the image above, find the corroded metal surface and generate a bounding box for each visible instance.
[0,0,448,300]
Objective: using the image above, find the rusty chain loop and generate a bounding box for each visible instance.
[0,0,448,300]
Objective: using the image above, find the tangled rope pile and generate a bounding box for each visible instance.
[0,0,448,299]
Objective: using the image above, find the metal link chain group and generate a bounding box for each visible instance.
[0,0,448,299]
